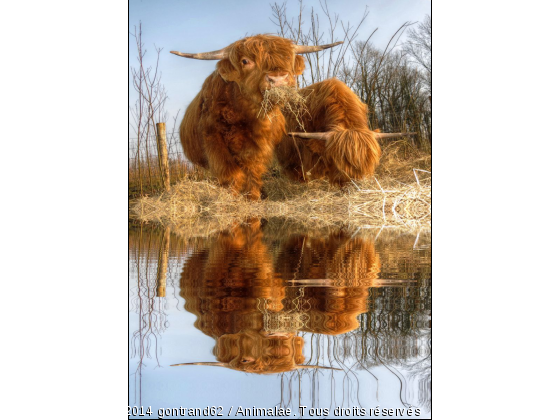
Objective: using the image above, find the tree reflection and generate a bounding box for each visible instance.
[275,227,431,414]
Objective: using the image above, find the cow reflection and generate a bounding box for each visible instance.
[179,219,306,373]
[276,231,380,335]
[177,221,379,373]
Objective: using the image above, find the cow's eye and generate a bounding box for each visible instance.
[241,59,250,65]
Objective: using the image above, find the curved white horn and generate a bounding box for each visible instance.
[294,41,343,54]
[373,132,417,139]
[290,131,417,141]
[170,49,227,60]
[288,132,334,141]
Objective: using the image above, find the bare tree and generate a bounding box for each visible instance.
[403,14,431,94]
[129,22,169,195]
[340,44,431,148]
[270,0,372,86]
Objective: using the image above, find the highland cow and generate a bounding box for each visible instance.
[171,35,342,200]
[276,78,413,186]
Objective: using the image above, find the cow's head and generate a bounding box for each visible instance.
[171,330,342,374]
[171,35,342,103]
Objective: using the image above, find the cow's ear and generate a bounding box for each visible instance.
[294,55,305,76]
[217,59,241,82]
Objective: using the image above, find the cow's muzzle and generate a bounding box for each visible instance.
[266,73,289,87]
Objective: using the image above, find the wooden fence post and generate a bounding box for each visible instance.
[156,122,171,192]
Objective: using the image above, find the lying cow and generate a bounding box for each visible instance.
[276,78,414,186]
[172,35,342,200]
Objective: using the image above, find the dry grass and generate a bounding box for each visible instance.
[129,151,431,238]
[128,157,194,198]
[375,139,432,183]
[258,86,309,130]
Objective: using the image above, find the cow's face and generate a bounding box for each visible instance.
[171,35,342,104]
[217,35,305,103]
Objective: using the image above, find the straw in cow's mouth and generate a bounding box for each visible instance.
[258,86,309,130]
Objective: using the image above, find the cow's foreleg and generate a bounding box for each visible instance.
[243,162,267,201]
[215,163,246,195]
[205,142,247,195]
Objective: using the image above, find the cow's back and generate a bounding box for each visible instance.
[179,71,227,169]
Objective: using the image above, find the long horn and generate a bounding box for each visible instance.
[373,132,416,139]
[171,362,229,367]
[288,132,334,141]
[170,49,227,60]
[289,131,417,141]
[294,365,343,371]
[294,41,343,54]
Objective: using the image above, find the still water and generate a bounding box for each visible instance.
[129,218,431,419]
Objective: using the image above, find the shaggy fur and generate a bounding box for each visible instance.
[179,35,305,200]
[276,78,382,185]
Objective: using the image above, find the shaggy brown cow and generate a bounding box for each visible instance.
[171,35,342,200]
[276,78,413,186]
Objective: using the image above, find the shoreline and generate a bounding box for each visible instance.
[129,171,431,238]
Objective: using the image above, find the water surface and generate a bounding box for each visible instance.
[129,219,431,419]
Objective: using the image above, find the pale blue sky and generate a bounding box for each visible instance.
[129,0,431,132]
